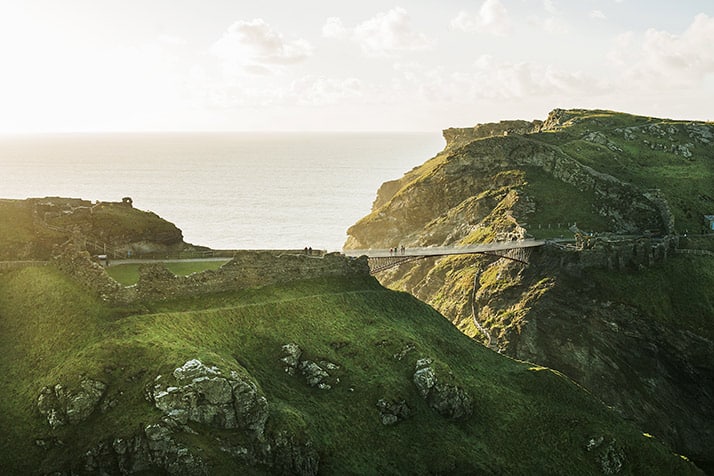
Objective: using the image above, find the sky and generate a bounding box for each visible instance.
[1,0,713,133]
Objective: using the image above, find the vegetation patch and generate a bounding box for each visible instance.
[0,265,701,474]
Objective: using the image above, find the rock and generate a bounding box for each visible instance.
[81,423,208,475]
[269,431,320,476]
[231,376,269,437]
[413,358,473,419]
[319,360,340,371]
[584,131,608,145]
[413,358,436,398]
[173,358,220,383]
[376,398,411,425]
[393,343,416,361]
[587,437,625,474]
[37,378,107,429]
[281,343,303,375]
[37,386,66,429]
[66,378,107,424]
[299,361,330,389]
[148,359,269,438]
[428,383,473,420]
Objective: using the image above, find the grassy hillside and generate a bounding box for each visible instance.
[344,108,714,472]
[0,197,186,260]
[0,265,700,474]
[347,109,713,249]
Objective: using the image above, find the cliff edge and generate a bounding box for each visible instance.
[345,108,714,472]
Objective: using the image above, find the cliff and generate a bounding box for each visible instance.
[0,197,188,260]
[345,108,714,472]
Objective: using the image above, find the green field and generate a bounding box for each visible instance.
[106,259,230,285]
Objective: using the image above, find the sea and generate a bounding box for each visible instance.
[0,132,444,251]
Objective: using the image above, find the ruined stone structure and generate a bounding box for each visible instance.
[53,247,370,304]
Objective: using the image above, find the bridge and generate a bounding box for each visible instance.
[344,240,546,274]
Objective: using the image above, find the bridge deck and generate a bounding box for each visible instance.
[344,240,546,259]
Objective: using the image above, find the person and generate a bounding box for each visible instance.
[400,245,405,255]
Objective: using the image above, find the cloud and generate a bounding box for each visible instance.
[158,34,187,46]
[609,14,714,87]
[543,0,559,15]
[322,7,433,57]
[288,76,363,105]
[210,19,313,70]
[322,17,347,38]
[394,56,602,104]
[450,0,511,36]
[589,10,606,20]
[527,0,568,35]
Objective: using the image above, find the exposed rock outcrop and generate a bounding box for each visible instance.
[413,358,473,419]
[147,359,269,438]
[37,378,107,429]
[280,343,303,375]
[586,436,626,475]
[376,398,411,425]
[268,431,320,476]
[280,343,340,390]
[81,422,208,475]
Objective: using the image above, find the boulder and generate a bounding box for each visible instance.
[148,359,269,438]
[413,358,437,398]
[269,431,320,476]
[587,436,625,475]
[299,361,331,389]
[376,398,411,425]
[82,422,208,475]
[37,378,107,429]
[413,358,473,419]
[281,343,303,375]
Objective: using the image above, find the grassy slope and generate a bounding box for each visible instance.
[0,267,700,475]
[107,260,230,285]
[0,198,185,260]
[0,200,63,259]
[350,109,713,243]
[524,110,713,236]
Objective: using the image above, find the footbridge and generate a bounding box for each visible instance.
[344,240,546,274]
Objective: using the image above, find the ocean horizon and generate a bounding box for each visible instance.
[0,132,444,251]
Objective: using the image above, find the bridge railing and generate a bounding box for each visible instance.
[344,240,547,259]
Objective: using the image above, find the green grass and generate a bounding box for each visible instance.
[522,166,611,238]
[106,259,230,285]
[537,113,714,235]
[588,255,714,340]
[0,266,701,475]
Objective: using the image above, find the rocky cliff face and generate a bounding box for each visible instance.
[345,108,714,472]
[0,197,189,260]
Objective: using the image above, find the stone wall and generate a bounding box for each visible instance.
[53,248,370,303]
[549,235,678,273]
[133,251,370,302]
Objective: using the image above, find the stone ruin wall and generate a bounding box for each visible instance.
[134,251,370,302]
[52,249,371,303]
[547,235,678,274]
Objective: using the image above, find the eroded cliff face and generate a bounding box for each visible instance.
[0,197,188,260]
[345,109,714,471]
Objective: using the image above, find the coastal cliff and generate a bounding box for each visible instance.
[345,108,714,472]
[0,197,189,260]
[0,196,703,474]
